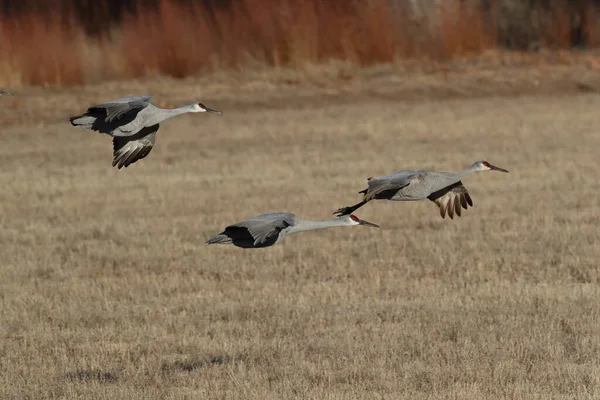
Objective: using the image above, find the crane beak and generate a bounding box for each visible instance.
[489,164,509,173]
[204,106,222,115]
[358,218,380,228]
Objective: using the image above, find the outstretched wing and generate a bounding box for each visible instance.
[90,96,152,122]
[360,172,417,201]
[427,181,473,219]
[334,172,418,216]
[230,213,295,246]
[112,124,158,169]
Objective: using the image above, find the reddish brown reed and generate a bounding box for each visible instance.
[120,0,403,73]
[120,0,213,78]
[537,4,573,49]
[2,0,599,87]
[0,11,84,86]
[424,0,495,61]
[582,1,600,47]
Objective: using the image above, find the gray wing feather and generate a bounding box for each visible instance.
[362,171,417,201]
[92,96,152,123]
[112,124,158,169]
[230,213,295,246]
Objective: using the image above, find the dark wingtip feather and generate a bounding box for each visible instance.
[113,153,128,169]
[124,148,142,168]
[460,194,468,209]
[447,200,454,219]
[454,196,461,217]
[466,193,473,207]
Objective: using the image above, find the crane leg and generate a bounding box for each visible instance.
[332,200,367,216]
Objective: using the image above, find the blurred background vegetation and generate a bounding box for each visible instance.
[1,0,599,86]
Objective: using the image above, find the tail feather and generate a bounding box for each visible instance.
[70,114,96,129]
[358,177,374,194]
[206,234,232,245]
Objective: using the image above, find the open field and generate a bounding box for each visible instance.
[1,68,600,399]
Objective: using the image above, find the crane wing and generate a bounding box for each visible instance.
[112,124,158,169]
[230,213,295,246]
[90,96,152,123]
[333,172,418,216]
[427,181,473,219]
[361,173,416,201]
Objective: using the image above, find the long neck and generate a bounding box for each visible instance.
[287,218,349,236]
[149,104,195,124]
[457,163,480,179]
[430,163,480,193]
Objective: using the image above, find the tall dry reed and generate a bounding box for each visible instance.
[0,0,595,86]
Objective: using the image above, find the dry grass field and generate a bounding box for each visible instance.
[1,66,600,399]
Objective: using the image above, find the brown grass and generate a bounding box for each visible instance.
[1,0,598,87]
[1,73,599,398]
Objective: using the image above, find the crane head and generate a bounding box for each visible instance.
[347,214,380,228]
[192,103,222,115]
[478,160,509,173]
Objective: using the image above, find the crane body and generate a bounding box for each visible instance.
[69,96,221,169]
[335,160,509,219]
[207,212,379,248]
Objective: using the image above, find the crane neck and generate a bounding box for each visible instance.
[152,104,196,123]
[457,163,480,178]
[287,218,349,235]
[428,163,481,194]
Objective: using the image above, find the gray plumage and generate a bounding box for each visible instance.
[334,160,509,219]
[207,212,379,249]
[0,90,12,96]
[69,96,221,169]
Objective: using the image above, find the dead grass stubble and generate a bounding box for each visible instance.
[0,87,599,399]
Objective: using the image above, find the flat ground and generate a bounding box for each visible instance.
[1,65,600,399]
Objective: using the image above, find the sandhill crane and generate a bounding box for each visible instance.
[334,160,509,219]
[69,96,221,169]
[207,212,379,248]
[0,90,12,95]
